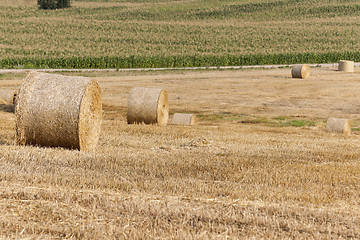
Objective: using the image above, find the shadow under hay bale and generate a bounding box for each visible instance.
[291,64,310,79]
[0,104,15,113]
[15,72,102,151]
[170,113,198,125]
[127,87,169,126]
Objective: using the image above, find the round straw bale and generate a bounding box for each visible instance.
[291,64,310,79]
[171,113,198,125]
[326,118,351,135]
[338,60,354,72]
[15,72,102,151]
[127,87,169,126]
[0,89,18,105]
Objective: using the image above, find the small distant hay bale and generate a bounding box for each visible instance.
[326,118,351,135]
[0,89,18,112]
[127,87,169,126]
[15,72,102,151]
[171,113,198,125]
[0,89,17,105]
[338,60,354,73]
[291,64,310,79]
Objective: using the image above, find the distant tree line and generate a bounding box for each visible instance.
[37,0,71,10]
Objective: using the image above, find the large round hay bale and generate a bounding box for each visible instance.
[338,60,354,72]
[127,87,169,126]
[15,72,102,151]
[171,113,198,125]
[326,118,351,135]
[291,64,310,79]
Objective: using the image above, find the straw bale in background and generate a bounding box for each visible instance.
[291,64,310,79]
[0,89,17,105]
[326,118,351,135]
[171,113,198,125]
[127,87,169,126]
[338,60,354,73]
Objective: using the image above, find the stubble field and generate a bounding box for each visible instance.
[0,67,360,238]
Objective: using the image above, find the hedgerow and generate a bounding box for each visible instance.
[37,0,71,10]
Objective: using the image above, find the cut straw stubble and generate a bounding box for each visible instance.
[15,72,102,151]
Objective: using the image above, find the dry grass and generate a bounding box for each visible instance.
[0,67,360,238]
[0,0,35,7]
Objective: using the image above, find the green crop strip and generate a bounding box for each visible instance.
[0,51,359,69]
[199,113,318,128]
[1,0,360,69]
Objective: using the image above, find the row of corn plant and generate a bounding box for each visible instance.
[1,51,359,69]
[1,0,360,68]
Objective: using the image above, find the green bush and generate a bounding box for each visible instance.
[57,0,71,9]
[37,0,70,10]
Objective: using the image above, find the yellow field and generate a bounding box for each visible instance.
[0,67,359,238]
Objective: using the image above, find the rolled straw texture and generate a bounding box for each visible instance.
[0,89,17,105]
[15,72,102,151]
[127,87,169,126]
[326,118,351,135]
[291,64,310,79]
[338,60,354,72]
[171,113,198,125]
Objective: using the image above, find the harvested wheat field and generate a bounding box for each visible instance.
[0,67,360,238]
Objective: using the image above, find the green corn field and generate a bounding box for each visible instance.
[1,0,360,69]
